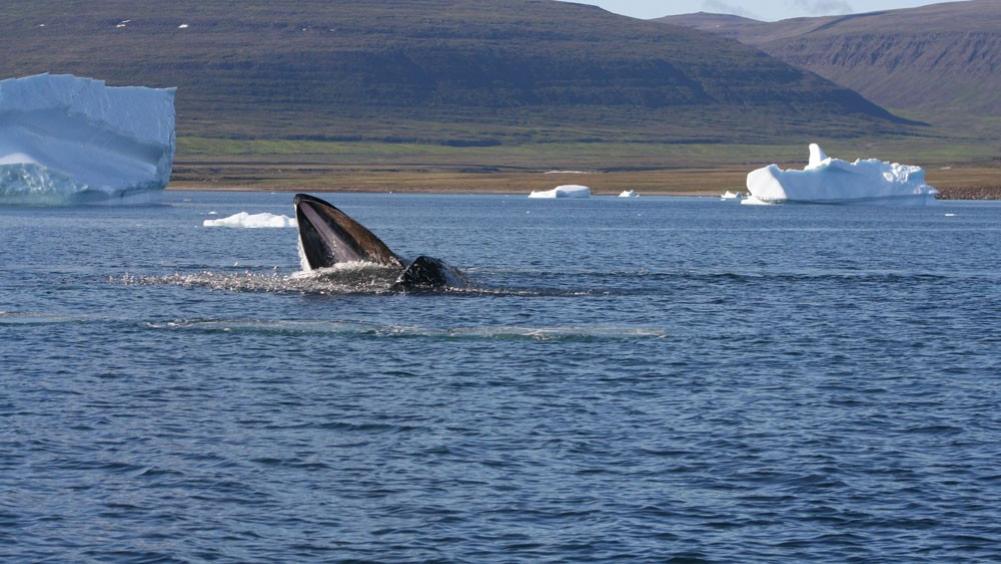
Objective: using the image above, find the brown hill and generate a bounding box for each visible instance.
[659,1,1001,120]
[0,0,906,145]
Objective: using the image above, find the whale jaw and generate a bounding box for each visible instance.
[294,194,403,271]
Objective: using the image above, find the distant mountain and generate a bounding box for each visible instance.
[653,12,766,40]
[0,0,906,145]
[659,1,1001,120]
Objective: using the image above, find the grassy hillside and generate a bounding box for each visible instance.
[660,1,1001,124]
[0,0,908,147]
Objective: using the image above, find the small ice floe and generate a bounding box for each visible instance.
[116,19,131,28]
[720,190,743,201]
[38,24,46,28]
[618,190,639,198]
[178,24,189,29]
[743,144,939,206]
[529,185,591,199]
[945,213,957,217]
[203,212,297,228]
[544,170,587,175]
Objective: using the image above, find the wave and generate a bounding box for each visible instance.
[114,263,594,297]
[144,318,667,341]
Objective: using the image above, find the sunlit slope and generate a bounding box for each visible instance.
[661,1,1001,120]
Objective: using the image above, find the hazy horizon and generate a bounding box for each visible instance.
[563,0,955,21]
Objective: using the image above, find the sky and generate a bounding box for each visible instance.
[562,0,949,21]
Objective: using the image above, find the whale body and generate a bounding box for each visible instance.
[293,194,466,290]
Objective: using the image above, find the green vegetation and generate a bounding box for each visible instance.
[178,137,998,170]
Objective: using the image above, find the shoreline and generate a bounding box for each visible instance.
[167,185,1001,200]
[167,184,718,198]
[166,165,1001,200]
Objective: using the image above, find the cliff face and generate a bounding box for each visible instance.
[660,1,1001,117]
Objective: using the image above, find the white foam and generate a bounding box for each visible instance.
[0,73,176,205]
[744,144,938,206]
[529,184,591,199]
[203,212,297,229]
[291,261,394,278]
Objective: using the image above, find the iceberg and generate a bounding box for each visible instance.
[529,185,591,199]
[203,212,297,229]
[743,144,938,206]
[720,190,743,201]
[0,73,176,205]
[618,190,639,198]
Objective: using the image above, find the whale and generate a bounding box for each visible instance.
[293,194,467,290]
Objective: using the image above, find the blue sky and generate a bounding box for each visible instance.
[563,0,948,21]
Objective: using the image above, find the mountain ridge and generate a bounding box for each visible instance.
[0,0,907,145]
[658,1,1001,120]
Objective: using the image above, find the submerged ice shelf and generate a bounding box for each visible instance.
[0,73,176,205]
[744,144,939,206]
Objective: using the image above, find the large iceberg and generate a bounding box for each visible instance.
[744,144,938,206]
[0,74,176,205]
[528,185,591,199]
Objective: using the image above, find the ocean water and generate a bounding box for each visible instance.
[2,191,1000,562]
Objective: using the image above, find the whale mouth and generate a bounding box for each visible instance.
[293,194,403,271]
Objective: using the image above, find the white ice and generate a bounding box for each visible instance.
[743,144,938,206]
[529,185,591,199]
[720,190,743,200]
[618,190,639,198]
[203,212,298,229]
[0,73,176,205]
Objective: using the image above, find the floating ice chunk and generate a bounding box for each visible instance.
[744,144,939,206]
[618,190,639,198]
[0,73,176,205]
[203,212,297,229]
[808,143,828,169]
[720,190,743,200]
[178,24,189,29]
[529,185,591,199]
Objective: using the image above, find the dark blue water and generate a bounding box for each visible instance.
[2,192,1000,562]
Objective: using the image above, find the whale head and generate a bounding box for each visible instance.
[293,194,403,271]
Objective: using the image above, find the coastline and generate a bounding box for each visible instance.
[167,165,1001,200]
